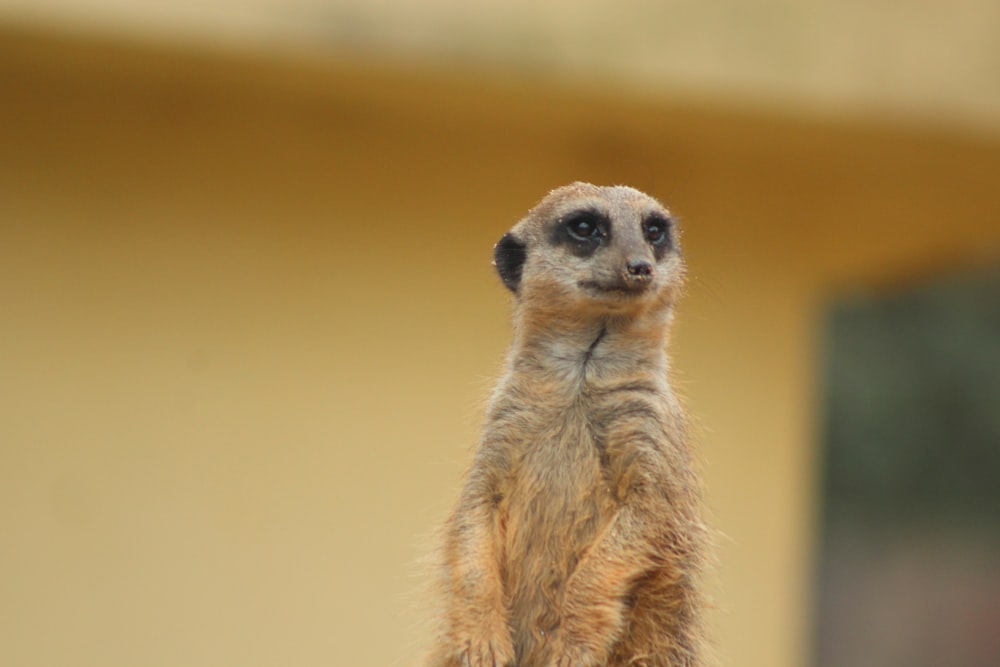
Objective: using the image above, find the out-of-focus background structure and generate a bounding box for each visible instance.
[2,3,998,667]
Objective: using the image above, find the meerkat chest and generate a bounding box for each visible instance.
[499,400,620,553]
[510,413,605,497]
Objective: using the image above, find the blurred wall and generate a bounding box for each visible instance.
[5,0,1000,133]
[1,28,998,667]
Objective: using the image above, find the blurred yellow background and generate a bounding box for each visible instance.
[1,3,998,667]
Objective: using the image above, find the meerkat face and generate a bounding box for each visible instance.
[494,183,684,315]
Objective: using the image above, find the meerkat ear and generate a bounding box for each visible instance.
[493,232,527,293]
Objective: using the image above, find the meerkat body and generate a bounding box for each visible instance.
[426,183,707,667]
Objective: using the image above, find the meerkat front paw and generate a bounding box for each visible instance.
[458,638,514,667]
[456,622,514,667]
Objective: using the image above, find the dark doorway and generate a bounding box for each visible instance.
[815,266,1000,667]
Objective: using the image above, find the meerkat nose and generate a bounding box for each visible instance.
[625,260,654,281]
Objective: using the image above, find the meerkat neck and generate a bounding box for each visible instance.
[508,308,672,387]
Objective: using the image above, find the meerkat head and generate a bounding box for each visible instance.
[494,183,684,318]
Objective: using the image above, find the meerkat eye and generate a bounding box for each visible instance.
[565,213,606,242]
[568,218,595,240]
[643,216,671,245]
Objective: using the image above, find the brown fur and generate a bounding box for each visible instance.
[425,183,708,667]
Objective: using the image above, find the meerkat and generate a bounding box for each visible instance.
[425,183,707,667]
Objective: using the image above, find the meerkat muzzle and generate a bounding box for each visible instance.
[625,260,654,281]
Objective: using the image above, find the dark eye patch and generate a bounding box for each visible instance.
[550,209,610,258]
[642,213,674,259]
